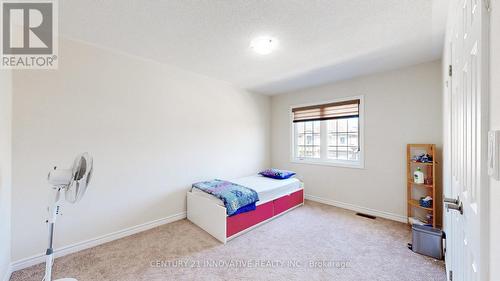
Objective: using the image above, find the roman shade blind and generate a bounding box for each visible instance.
[292,99,360,123]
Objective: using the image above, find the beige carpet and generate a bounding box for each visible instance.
[10,201,445,281]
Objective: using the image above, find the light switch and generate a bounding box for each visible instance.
[488,130,500,180]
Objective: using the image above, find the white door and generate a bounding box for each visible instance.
[443,1,490,281]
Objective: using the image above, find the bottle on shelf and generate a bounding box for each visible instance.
[414,167,424,184]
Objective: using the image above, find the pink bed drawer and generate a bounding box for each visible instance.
[226,201,274,237]
[273,189,304,215]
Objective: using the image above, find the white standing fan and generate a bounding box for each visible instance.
[43,153,93,281]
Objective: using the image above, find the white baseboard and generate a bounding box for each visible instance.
[10,212,186,272]
[2,266,12,281]
[305,194,407,223]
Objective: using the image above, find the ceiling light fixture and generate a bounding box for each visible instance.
[250,36,278,55]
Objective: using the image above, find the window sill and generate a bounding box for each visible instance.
[290,159,365,169]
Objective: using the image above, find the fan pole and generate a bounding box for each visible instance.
[44,188,61,281]
[43,154,92,281]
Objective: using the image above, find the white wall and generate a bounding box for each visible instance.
[489,0,500,279]
[11,39,270,262]
[271,61,442,222]
[0,70,12,280]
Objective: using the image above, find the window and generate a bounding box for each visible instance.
[291,97,363,168]
[295,121,321,158]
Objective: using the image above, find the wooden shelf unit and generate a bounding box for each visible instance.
[407,144,436,227]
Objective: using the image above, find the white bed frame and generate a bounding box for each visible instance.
[187,188,304,244]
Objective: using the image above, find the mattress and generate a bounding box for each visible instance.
[191,174,302,207]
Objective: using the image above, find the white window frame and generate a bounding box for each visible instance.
[289,95,365,169]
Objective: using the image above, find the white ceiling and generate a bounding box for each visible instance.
[59,0,449,95]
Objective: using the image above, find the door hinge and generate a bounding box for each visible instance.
[449,65,453,77]
[449,270,453,281]
[484,0,491,12]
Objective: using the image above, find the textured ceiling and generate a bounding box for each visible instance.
[59,0,449,95]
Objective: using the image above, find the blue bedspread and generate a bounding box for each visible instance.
[192,179,259,216]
